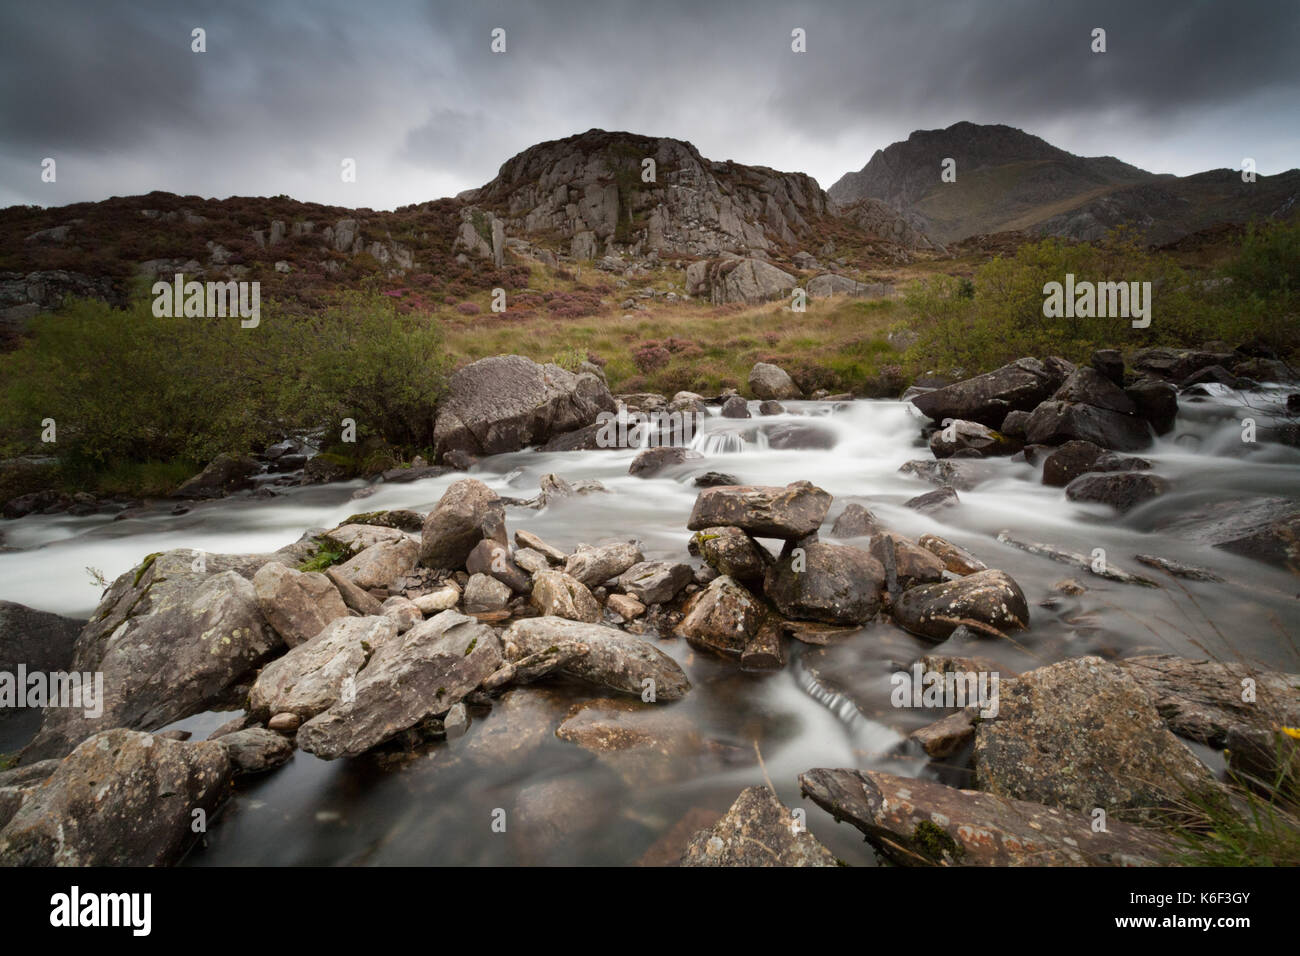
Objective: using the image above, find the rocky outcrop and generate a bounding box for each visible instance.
[432,355,615,460]
[687,257,797,304]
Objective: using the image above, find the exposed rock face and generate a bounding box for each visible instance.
[688,481,831,539]
[891,569,1028,640]
[0,270,120,335]
[1065,472,1169,512]
[297,611,501,759]
[432,355,615,460]
[973,657,1218,825]
[22,551,284,762]
[799,768,1174,866]
[248,615,397,720]
[470,129,832,258]
[681,786,837,867]
[0,729,231,866]
[747,362,801,400]
[910,358,1069,428]
[689,257,797,304]
[252,563,349,648]
[764,542,885,625]
[504,617,690,700]
[676,575,765,656]
[419,479,507,570]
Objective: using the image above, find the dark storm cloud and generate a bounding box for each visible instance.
[0,0,1296,210]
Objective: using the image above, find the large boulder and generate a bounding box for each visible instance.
[252,562,349,648]
[419,479,507,570]
[909,358,1070,428]
[21,551,283,762]
[0,602,81,750]
[692,258,797,304]
[1023,400,1150,451]
[747,362,801,400]
[503,618,690,700]
[297,611,502,759]
[687,481,831,540]
[681,786,836,866]
[1050,366,1136,414]
[432,355,615,459]
[799,768,1174,866]
[1041,440,1103,487]
[973,657,1219,826]
[805,273,891,299]
[764,541,884,625]
[675,575,765,656]
[892,569,1028,640]
[0,729,232,866]
[1124,379,1179,435]
[172,453,258,499]
[1065,472,1169,512]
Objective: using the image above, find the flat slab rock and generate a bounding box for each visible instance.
[687,480,831,540]
[681,785,837,867]
[799,768,1174,866]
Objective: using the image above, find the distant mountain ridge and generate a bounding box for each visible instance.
[829,121,1299,244]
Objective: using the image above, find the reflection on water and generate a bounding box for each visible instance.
[2,388,1297,865]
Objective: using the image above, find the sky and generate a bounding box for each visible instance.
[1,0,1297,211]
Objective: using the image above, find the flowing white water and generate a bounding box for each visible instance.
[1,389,1296,864]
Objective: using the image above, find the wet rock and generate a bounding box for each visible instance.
[694,471,741,487]
[675,575,765,656]
[899,458,991,491]
[1041,440,1104,487]
[1065,472,1169,512]
[1051,366,1136,414]
[740,619,785,670]
[341,509,427,533]
[0,729,231,866]
[910,710,976,758]
[681,785,835,866]
[0,601,81,745]
[909,357,1068,428]
[335,536,419,590]
[748,362,801,400]
[564,541,643,587]
[905,486,959,513]
[1124,379,1179,435]
[1158,496,1300,570]
[531,569,602,622]
[764,541,884,625]
[828,503,883,538]
[892,569,1028,640]
[504,617,690,700]
[764,421,837,450]
[758,400,786,416]
[1091,348,1125,387]
[432,354,615,459]
[688,480,831,539]
[297,611,502,759]
[868,532,946,589]
[1119,655,1300,748]
[1024,400,1150,451]
[691,526,771,582]
[1092,452,1152,472]
[419,479,507,570]
[629,446,695,477]
[253,562,349,647]
[1132,347,1233,383]
[172,453,258,499]
[998,409,1030,438]
[22,554,281,763]
[557,696,705,785]
[974,657,1219,826]
[463,573,511,613]
[917,534,987,575]
[928,420,1020,458]
[443,702,470,739]
[326,566,385,615]
[218,726,294,774]
[799,768,1173,866]
[249,615,398,720]
[461,687,569,767]
[720,395,751,418]
[618,560,693,605]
